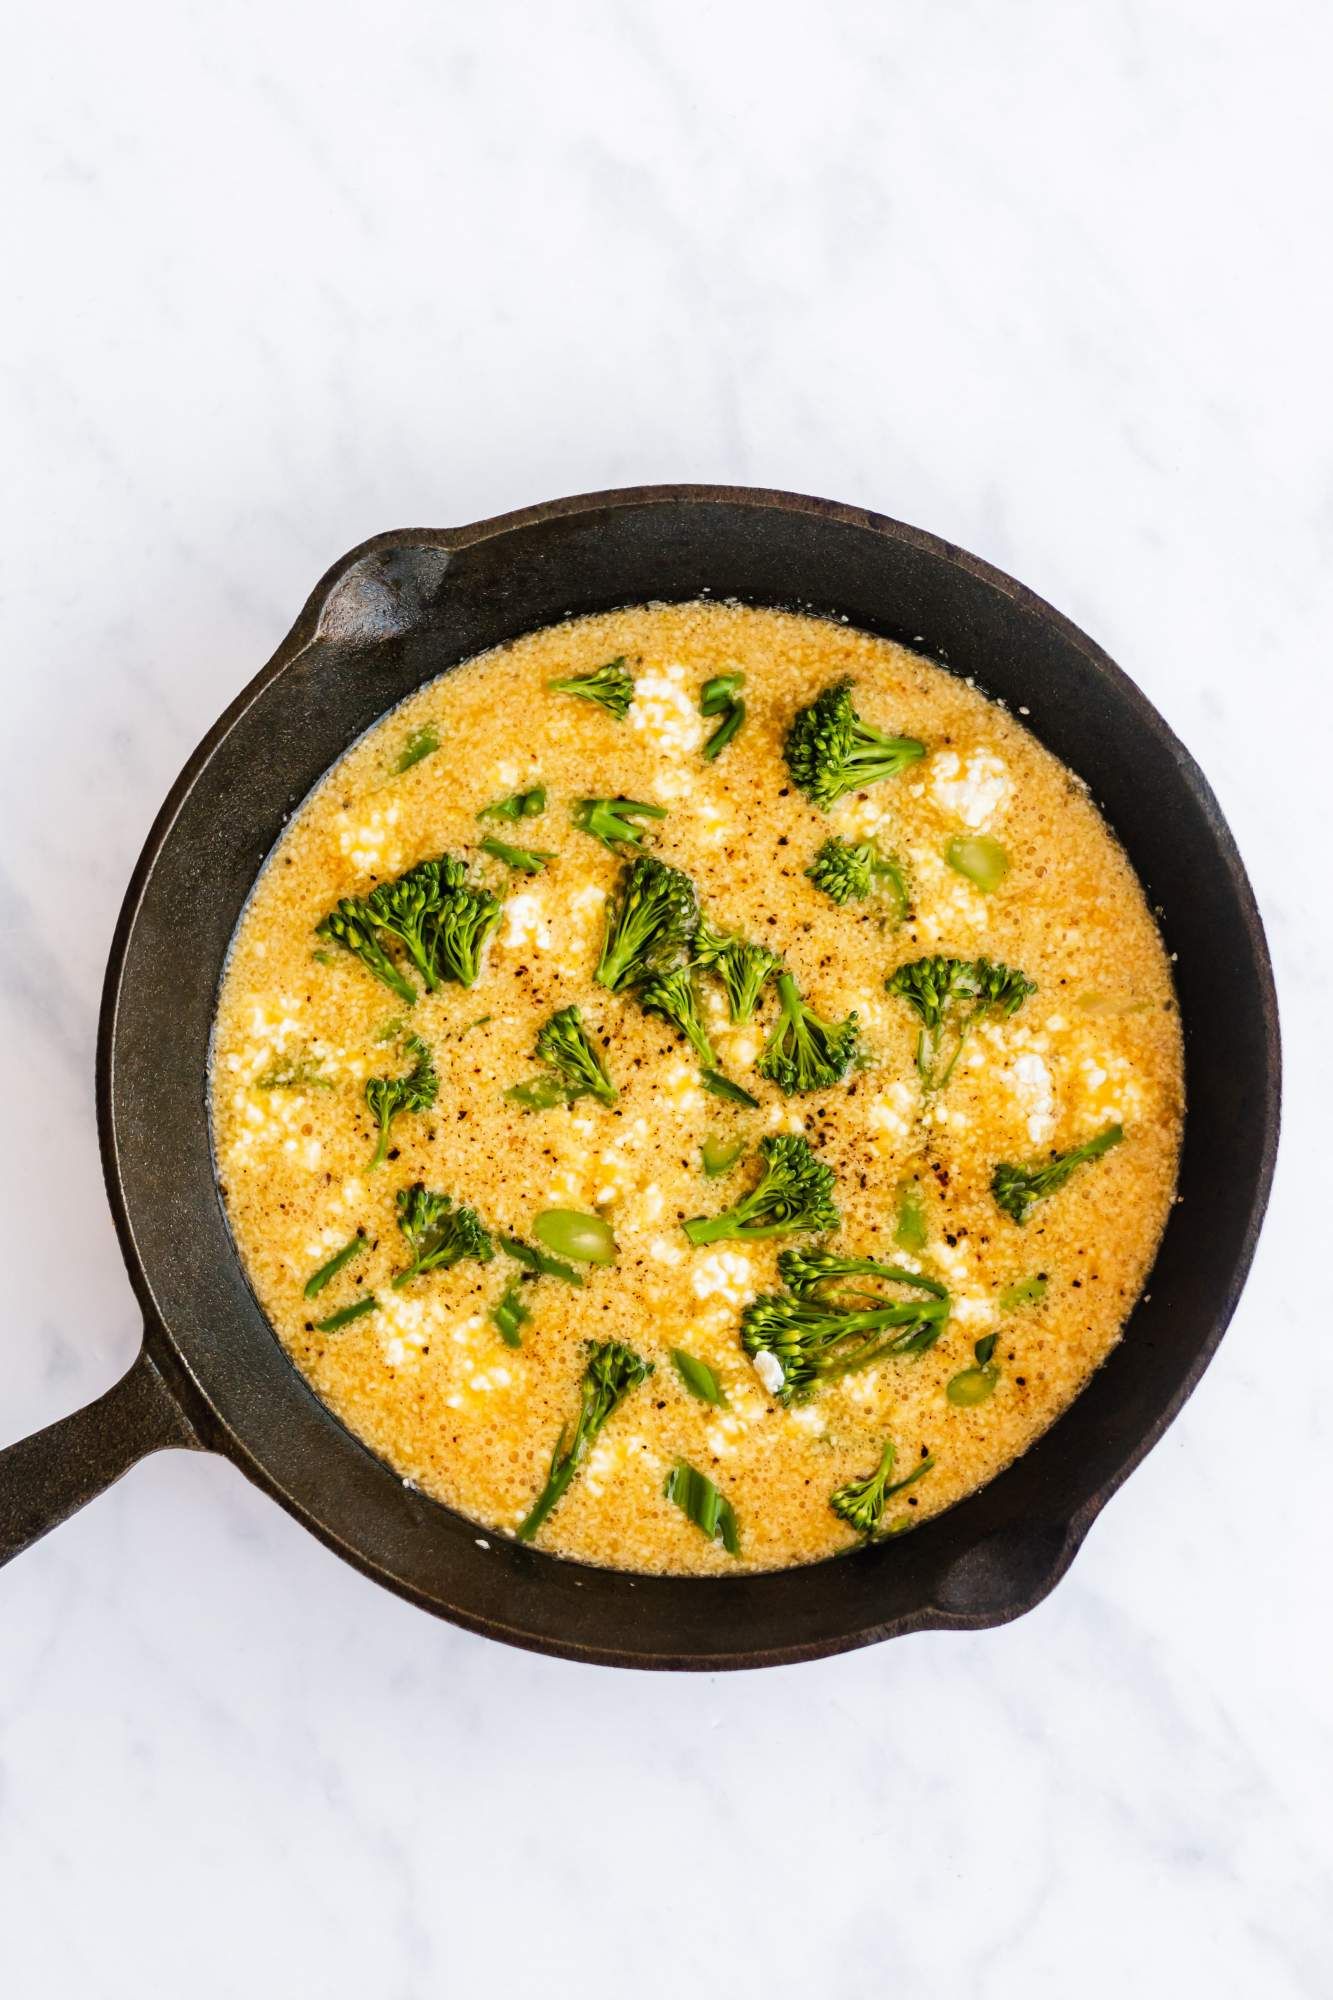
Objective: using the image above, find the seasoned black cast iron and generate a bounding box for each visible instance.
[0,487,1280,1668]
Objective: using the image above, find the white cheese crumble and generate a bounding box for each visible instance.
[1004,1051,1056,1144]
[929,747,1010,830]
[627,665,705,759]
[752,1350,784,1396]
[868,1079,917,1141]
[690,1250,757,1307]
[502,892,552,952]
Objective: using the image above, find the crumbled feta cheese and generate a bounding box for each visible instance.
[929,748,1010,829]
[627,666,705,758]
[1004,1051,1056,1144]
[502,892,552,951]
[867,1079,917,1143]
[691,1250,757,1307]
[752,1349,784,1395]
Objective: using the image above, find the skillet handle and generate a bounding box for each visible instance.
[0,1341,204,1569]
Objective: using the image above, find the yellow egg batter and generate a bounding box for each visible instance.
[211,602,1183,1573]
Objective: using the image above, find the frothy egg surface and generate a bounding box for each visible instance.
[211,602,1183,1573]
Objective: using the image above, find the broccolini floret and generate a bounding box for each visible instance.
[530,1004,617,1106]
[784,678,926,808]
[885,954,1036,1092]
[740,1281,951,1403]
[992,1123,1124,1224]
[319,853,497,999]
[392,1182,495,1287]
[830,1440,934,1537]
[570,796,666,851]
[363,1035,437,1168]
[634,965,715,1067]
[755,971,859,1094]
[595,854,699,992]
[775,1246,948,1303]
[682,1134,838,1246]
[517,1340,654,1542]
[317,897,418,1007]
[808,835,909,919]
[366,862,447,992]
[693,918,781,1024]
[428,878,502,986]
[547,656,635,718]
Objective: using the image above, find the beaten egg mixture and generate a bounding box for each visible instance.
[211,603,1183,1573]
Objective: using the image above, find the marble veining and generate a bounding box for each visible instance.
[1,4,1330,1995]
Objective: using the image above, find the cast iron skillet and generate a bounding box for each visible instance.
[0,485,1280,1669]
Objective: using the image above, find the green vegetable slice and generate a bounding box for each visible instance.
[478,785,547,822]
[664,1462,740,1555]
[315,1295,378,1333]
[946,1365,999,1406]
[945,834,1010,893]
[699,672,747,760]
[701,1134,746,1178]
[533,1208,617,1266]
[700,1069,760,1109]
[303,1234,365,1299]
[505,1076,574,1112]
[394,725,439,773]
[670,1349,728,1406]
[490,1278,531,1348]
[500,1236,584,1287]
[999,1274,1048,1311]
[893,1182,928,1253]
[478,834,554,874]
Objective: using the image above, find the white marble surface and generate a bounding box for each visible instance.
[2,3,1330,1993]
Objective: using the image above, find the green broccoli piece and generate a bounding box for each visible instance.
[478,834,554,875]
[392,1181,495,1287]
[517,1340,654,1542]
[740,1282,951,1404]
[363,1035,437,1168]
[547,657,635,718]
[595,854,699,992]
[489,1277,531,1347]
[255,1051,333,1092]
[316,897,418,1007]
[784,679,926,808]
[756,971,859,1094]
[885,954,1036,1092]
[570,796,667,851]
[366,862,447,992]
[992,1123,1125,1224]
[808,835,909,919]
[663,1461,741,1554]
[830,1440,935,1537]
[693,918,781,1024]
[393,725,439,774]
[699,672,746,761]
[428,879,502,986]
[682,1134,838,1246]
[528,1004,617,1106]
[477,785,547,822]
[776,1246,948,1303]
[634,966,715,1067]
